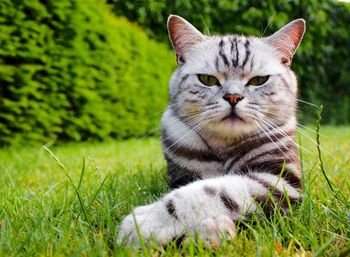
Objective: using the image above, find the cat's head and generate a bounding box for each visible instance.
[167,15,305,140]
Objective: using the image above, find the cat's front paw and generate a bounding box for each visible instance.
[117,202,180,245]
[117,199,236,248]
[197,215,236,248]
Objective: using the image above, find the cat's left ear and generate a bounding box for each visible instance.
[266,19,306,67]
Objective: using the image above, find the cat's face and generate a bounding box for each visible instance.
[167,16,305,140]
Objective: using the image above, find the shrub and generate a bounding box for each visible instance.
[0,0,175,146]
[109,0,350,124]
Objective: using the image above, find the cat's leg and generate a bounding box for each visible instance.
[117,172,301,246]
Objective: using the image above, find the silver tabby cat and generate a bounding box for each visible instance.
[117,15,305,247]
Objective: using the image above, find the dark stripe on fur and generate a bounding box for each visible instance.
[220,191,239,216]
[204,186,216,196]
[185,99,199,103]
[171,74,190,103]
[225,131,292,171]
[247,174,284,199]
[253,193,275,215]
[244,139,301,188]
[277,74,294,97]
[166,199,178,220]
[242,40,251,68]
[189,89,199,94]
[250,54,255,72]
[242,141,297,167]
[215,56,220,71]
[162,130,222,163]
[171,234,186,248]
[226,124,287,153]
[230,37,239,67]
[179,74,189,86]
[268,165,302,189]
[219,39,230,67]
[247,174,300,211]
[165,156,202,189]
[242,161,301,189]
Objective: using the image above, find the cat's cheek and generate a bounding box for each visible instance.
[183,104,201,117]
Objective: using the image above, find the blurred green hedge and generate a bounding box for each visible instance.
[110,0,350,124]
[0,0,175,146]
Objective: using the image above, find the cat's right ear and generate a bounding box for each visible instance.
[266,19,306,67]
[167,15,204,65]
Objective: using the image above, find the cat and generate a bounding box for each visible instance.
[117,14,305,247]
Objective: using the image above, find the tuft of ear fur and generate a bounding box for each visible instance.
[266,19,306,67]
[167,15,204,64]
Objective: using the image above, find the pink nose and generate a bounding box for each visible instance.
[223,94,244,107]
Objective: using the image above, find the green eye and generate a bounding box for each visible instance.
[248,75,270,86]
[197,74,220,87]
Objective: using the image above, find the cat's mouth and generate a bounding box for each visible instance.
[221,110,245,124]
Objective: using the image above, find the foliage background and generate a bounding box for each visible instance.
[1,0,349,146]
[110,0,350,123]
[0,0,175,146]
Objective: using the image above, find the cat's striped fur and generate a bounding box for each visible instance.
[117,15,305,246]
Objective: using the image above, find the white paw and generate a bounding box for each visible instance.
[116,202,180,245]
[117,200,235,248]
[197,215,236,248]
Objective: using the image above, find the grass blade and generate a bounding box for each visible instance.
[77,157,86,191]
[315,105,334,192]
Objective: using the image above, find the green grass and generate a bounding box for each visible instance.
[0,126,349,256]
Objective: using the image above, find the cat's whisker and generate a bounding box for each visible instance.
[245,110,302,152]
[203,110,226,120]
[254,109,292,122]
[249,102,295,107]
[296,123,330,139]
[256,120,296,160]
[262,112,326,138]
[260,10,276,38]
[251,118,293,161]
[161,117,203,141]
[254,108,320,138]
[159,113,203,137]
[258,117,311,154]
[295,127,335,157]
[143,111,204,137]
[168,121,209,152]
[255,111,332,155]
[163,118,210,153]
[142,123,164,137]
[296,98,320,109]
[252,115,298,157]
[259,111,332,148]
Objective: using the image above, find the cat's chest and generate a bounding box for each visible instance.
[191,148,247,177]
[197,141,259,176]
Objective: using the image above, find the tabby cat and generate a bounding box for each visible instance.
[117,15,306,246]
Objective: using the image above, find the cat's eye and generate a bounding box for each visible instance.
[197,74,220,87]
[248,75,270,86]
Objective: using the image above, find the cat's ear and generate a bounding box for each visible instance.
[266,19,306,67]
[167,15,204,64]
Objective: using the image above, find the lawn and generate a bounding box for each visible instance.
[0,126,349,256]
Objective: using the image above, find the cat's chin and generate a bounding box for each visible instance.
[221,114,245,125]
[220,111,250,128]
[205,118,256,140]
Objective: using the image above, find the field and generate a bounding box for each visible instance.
[0,126,349,256]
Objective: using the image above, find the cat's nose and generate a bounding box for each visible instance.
[223,94,244,107]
